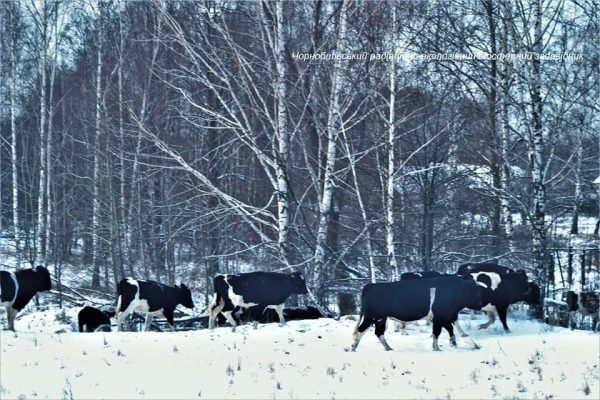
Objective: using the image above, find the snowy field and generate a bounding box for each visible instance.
[1,309,599,400]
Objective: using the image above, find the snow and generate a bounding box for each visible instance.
[1,309,599,399]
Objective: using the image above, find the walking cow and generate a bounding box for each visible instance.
[116,278,194,332]
[455,263,540,334]
[351,275,488,351]
[206,271,309,331]
[1,266,52,331]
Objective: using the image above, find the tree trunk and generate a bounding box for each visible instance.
[92,3,103,289]
[313,0,349,297]
[386,0,399,280]
[10,2,20,268]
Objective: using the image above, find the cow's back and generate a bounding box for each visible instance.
[361,281,432,321]
[226,272,293,305]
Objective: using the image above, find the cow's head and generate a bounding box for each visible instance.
[523,281,541,305]
[33,266,52,291]
[178,283,195,309]
[290,272,309,295]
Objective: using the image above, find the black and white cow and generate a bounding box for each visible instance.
[78,306,115,332]
[116,278,194,332]
[565,291,600,331]
[351,275,488,351]
[206,271,309,330]
[455,263,540,334]
[1,266,52,331]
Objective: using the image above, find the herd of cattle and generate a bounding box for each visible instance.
[1,263,599,351]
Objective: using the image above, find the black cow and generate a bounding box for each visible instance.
[237,305,324,324]
[400,271,443,280]
[565,291,600,331]
[78,306,115,332]
[455,263,540,333]
[116,278,194,332]
[206,271,308,330]
[351,276,487,351]
[1,266,52,331]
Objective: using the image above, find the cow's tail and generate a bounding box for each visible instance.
[115,294,122,315]
[352,311,364,339]
[115,280,123,315]
[352,285,368,339]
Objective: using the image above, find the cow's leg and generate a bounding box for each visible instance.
[273,304,285,326]
[374,318,392,351]
[117,307,133,332]
[432,321,442,351]
[496,305,511,332]
[351,316,373,351]
[568,310,576,330]
[453,320,469,337]
[223,311,238,332]
[208,301,224,330]
[444,322,457,346]
[6,307,16,331]
[479,305,496,329]
[164,309,175,332]
[144,313,154,331]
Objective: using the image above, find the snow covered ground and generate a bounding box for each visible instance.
[1,309,599,399]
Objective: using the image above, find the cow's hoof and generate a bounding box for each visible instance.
[450,338,457,346]
[504,329,511,334]
[461,333,469,338]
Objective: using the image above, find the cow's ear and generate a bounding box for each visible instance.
[180,283,188,290]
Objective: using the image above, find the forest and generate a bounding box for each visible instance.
[0,0,598,314]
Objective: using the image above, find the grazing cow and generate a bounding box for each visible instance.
[400,271,443,280]
[116,278,194,332]
[78,306,115,332]
[206,271,309,330]
[351,276,488,351]
[565,291,600,331]
[455,263,540,333]
[1,266,52,331]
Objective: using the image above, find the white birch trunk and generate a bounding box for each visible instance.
[274,0,290,267]
[530,0,546,288]
[386,0,398,280]
[44,15,59,263]
[499,10,515,252]
[92,4,103,286]
[118,1,128,271]
[10,3,20,268]
[36,1,48,264]
[312,0,348,292]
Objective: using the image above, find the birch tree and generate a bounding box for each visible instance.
[91,0,103,288]
[312,0,349,294]
[385,0,399,280]
[9,0,21,268]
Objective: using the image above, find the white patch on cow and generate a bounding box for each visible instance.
[225,276,258,308]
[427,287,436,320]
[470,272,501,290]
[0,272,19,307]
[476,282,488,289]
[126,277,137,285]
